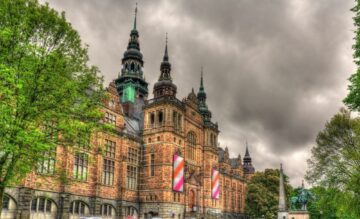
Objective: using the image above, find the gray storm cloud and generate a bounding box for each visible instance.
[44,0,355,186]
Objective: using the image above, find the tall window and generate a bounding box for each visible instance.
[127,166,137,190]
[173,111,178,129]
[173,111,182,131]
[158,110,164,125]
[150,113,155,126]
[73,152,88,181]
[187,132,196,160]
[2,195,10,210]
[105,112,116,125]
[127,147,138,190]
[150,154,155,176]
[102,139,116,185]
[37,147,56,175]
[178,114,182,130]
[238,193,242,210]
[102,159,115,185]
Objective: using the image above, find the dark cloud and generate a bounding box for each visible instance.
[44,0,355,186]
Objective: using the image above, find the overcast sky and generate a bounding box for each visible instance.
[44,0,355,186]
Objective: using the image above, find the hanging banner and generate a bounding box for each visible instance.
[211,168,220,199]
[172,154,184,192]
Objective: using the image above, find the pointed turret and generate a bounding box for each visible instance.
[243,142,255,174]
[153,34,177,98]
[115,4,148,119]
[278,164,288,219]
[197,68,212,122]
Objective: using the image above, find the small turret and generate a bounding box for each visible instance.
[115,4,148,119]
[153,33,177,98]
[197,68,212,122]
[243,142,255,174]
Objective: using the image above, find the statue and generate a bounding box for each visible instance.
[290,181,314,211]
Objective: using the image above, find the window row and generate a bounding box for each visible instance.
[147,110,182,130]
[36,146,140,189]
[1,196,122,218]
[31,197,54,213]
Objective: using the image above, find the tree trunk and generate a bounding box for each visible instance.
[0,185,5,216]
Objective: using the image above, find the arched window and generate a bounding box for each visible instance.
[101,204,116,217]
[31,197,56,214]
[69,200,89,216]
[124,206,138,218]
[2,195,10,210]
[158,111,164,124]
[131,63,135,71]
[2,194,17,219]
[187,132,196,160]
[150,113,155,126]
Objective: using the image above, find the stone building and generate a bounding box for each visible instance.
[2,7,255,219]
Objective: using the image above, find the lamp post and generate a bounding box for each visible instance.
[319,210,323,219]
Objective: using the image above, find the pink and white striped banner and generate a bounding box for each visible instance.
[211,168,220,199]
[172,154,184,192]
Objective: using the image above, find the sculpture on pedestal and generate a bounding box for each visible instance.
[290,181,314,211]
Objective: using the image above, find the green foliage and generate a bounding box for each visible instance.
[307,187,358,219]
[245,169,292,219]
[305,109,360,217]
[0,0,105,193]
[345,0,360,109]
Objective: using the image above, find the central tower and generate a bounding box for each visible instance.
[115,5,148,119]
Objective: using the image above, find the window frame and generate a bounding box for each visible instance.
[73,152,89,181]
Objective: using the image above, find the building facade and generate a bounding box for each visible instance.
[2,8,255,219]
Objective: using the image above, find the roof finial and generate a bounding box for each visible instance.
[245,141,250,157]
[200,66,204,89]
[166,32,168,45]
[133,3,138,30]
[163,32,169,61]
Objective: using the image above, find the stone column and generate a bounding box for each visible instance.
[17,187,34,219]
[58,193,70,219]
[90,196,102,216]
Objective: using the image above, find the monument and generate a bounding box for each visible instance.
[278,163,288,219]
[278,164,312,219]
[288,181,313,219]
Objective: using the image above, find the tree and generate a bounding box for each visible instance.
[305,109,360,217]
[0,0,105,213]
[345,0,360,109]
[307,186,357,219]
[245,169,292,219]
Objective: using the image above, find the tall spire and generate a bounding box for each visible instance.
[200,66,204,91]
[153,33,177,98]
[159,33,171,81]
[115,3,148,119]
[197,67,212,122]
[243,142,255,174]
[278,163,288,219]
[164,32,169,61]
[245,143,250,157]
[133,3,138,30]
